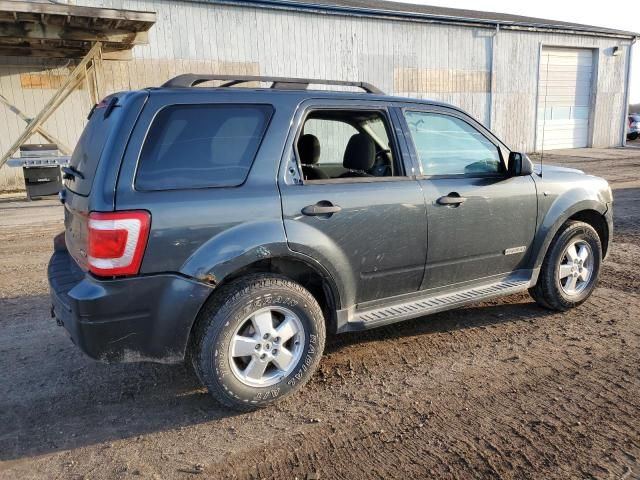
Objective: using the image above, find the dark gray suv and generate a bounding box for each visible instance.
[48,75,613,410]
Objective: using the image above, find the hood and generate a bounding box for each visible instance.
[533,164,585,175]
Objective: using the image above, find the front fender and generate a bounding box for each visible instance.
[531,187,609,269]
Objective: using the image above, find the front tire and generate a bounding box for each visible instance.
[529,221,602,311]
[191,274,326,411]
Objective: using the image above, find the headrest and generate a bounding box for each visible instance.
[343,133,375,171]
[298,134,321,165]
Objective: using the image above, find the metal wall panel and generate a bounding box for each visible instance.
[492,29,629,152]
[0,0,631,191]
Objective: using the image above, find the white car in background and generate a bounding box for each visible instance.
[628,114,640,141]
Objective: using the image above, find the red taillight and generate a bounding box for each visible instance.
[87,211,150,276]
[88,229,128,259]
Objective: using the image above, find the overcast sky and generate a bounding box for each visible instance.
[390,0,639,105]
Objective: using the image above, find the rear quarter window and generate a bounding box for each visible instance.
[135,104,273,191]
[66,105,118,196]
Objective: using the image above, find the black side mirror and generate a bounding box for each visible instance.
[508,152,533,177]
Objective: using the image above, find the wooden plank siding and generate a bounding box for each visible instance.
[0,58,90,191]
[0,0,631,191]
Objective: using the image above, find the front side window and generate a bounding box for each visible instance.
[136,104,272,191]
[404,111,502,176]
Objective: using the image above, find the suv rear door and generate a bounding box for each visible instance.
[279,99,427,307]
[399,105,537,289]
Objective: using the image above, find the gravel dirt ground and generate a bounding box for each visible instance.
[1,148,639,480]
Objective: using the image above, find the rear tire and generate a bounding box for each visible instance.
[530,221,602,311]
[191,274,325,411]
[527,285,553,310]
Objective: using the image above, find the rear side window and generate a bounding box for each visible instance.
[302,118,358,165]
[136,104,272,191]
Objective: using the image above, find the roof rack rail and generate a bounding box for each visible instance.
[160,74,384,94]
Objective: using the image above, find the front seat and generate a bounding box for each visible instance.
[298,134,328,180]
[340,133,375,177]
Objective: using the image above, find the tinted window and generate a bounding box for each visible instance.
[404,111,502,176]
[66,103,119,196]
[136,104,272,190]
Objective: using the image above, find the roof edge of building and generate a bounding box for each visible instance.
[193,0,640,39]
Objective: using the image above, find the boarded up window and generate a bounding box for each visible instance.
[394,68,490,93]
[20,71,84,90]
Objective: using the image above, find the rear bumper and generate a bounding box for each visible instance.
[48,249,213,363]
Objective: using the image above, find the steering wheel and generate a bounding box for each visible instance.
[370,149,392,176]
[375,148,391,160]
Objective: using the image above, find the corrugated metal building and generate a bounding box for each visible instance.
[0,0,637,192]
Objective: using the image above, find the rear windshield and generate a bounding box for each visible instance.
[66,107,117,196]
[135,104,273,191]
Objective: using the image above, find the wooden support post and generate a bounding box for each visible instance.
[84,48,104,106]
[94,47,104,101]
[0,41,102,168]
[0,93,72,154]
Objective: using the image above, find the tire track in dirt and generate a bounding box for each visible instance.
[207,288,640,479]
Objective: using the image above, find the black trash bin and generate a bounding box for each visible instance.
[23,164,62,200]
[8,144,67,200]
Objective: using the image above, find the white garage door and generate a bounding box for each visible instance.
[536,48,594,150]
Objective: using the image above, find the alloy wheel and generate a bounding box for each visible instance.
[558,239,593,295]
[227,306,305,387]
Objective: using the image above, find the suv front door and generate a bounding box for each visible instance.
[400,106,538,290]
[279,100,427,307]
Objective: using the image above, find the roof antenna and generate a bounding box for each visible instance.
[538,49,551,178]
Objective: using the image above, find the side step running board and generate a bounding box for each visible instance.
[346,279,531,331]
